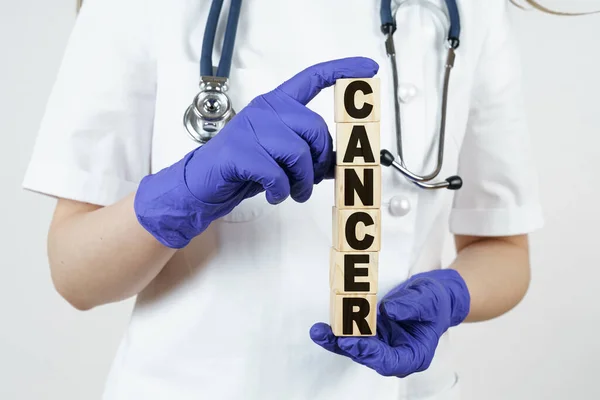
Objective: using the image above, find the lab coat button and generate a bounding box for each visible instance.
[389,195,411,217]
[398,84,418,103]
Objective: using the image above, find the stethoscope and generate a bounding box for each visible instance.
[183,0,241,143]
[183,0,463,191]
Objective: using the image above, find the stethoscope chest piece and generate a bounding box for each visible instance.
[184,76,236,144]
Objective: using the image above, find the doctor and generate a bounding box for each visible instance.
[23,0,544,399]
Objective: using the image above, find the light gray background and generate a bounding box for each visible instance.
[1,0,599,399]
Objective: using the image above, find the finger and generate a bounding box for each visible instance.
[233,147,291,205]
[337,337,420,377]
[379,278,441,323]
[276,57,379,105]
[265,97,335,183]
[252,119,315,202]
[280,139,315,202]
[262,95,333,184]
[309,323,351,358]
[323,151,336,180]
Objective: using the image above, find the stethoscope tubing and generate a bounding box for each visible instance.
[200,0,243,78]
[380,0,460,46]
[380,0,462,190]
[189,0,463,190]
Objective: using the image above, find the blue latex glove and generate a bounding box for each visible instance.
[134,57,379,248]
[310,269,470,377]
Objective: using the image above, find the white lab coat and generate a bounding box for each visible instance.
[23,0,544,399]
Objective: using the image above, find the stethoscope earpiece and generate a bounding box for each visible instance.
[380,149,396,168]
[381,149,462,191]
[445,175,463,191]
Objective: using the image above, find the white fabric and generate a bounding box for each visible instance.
[22,0,544,399]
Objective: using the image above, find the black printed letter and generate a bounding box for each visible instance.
[344,81,374,119]
[344,254,370,292]
[342,297,372,335]
[344,169,374,207]
[343,125,375,163]
[345,212,375,251]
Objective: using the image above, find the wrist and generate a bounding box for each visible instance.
[439,269,471,326]
[417,269,470,327]
[133,152,219,249]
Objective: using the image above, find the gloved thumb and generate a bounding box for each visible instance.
[309,323,349,357]
[276,57,379,106]
[309,322,335,345]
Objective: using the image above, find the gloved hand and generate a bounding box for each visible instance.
[134,57,379,248]
[310,269,470,377]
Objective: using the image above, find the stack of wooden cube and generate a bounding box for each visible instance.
[330,78,381,337]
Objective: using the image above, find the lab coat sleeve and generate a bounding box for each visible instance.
[448,1,544,236]
[22,0,156,206]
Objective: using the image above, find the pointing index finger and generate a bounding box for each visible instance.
[276,57,379,105]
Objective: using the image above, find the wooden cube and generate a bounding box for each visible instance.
[332,207,380,252]
[334,78,380,123]
[336,122,380,166]
[330,292,377,337]
[330,248,378,294]
[334,165,381,209]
